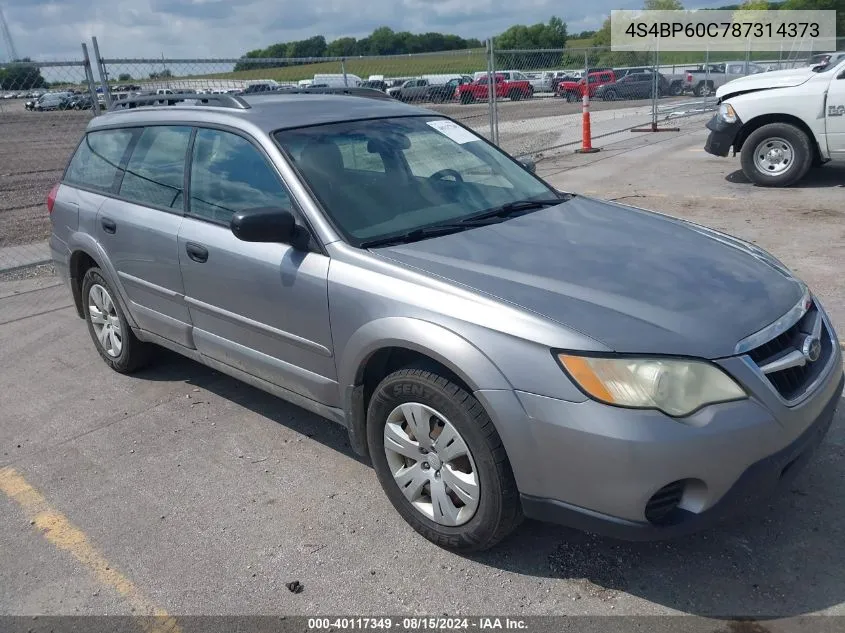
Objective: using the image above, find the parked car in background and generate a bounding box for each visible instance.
[27,92,73,111]
[360,80,388,92]
[550,72,580,94]
[704,55,845,186]
[313,73,362,88]
[457,73,534,104]
[428,76,473,103]
[684,61,766,97]
[594,72,670,101]
[555,70,617,101]
[67,94,95,110]
[526,71,556,92]
[387,78,433,103]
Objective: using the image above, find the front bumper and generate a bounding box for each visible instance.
[475,342,843,541]
[704,113,742,157]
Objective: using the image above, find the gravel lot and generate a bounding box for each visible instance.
[1,124,844,628]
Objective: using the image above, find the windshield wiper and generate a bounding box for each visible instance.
[360,223,472,248]
[360,196,572,249]
[461,196,570,224]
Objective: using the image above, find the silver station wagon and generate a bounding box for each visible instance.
[49,90,843,551]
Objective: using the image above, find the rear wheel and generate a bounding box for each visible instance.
[460,92,474,105]
[367,367,522,551]
[740,123,813,187]
[602,89,617,101]
[565,91,578,102]
[82,267,151,373]
[693,82,713,97]
[508,89,521,101]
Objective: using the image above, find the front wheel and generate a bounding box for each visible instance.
[740,123,813,187]
[602,90,617,101]
[367,367,522,551]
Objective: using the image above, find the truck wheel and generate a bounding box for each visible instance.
[367,367,523,551]
[460,92,474,105]
[669,82,683,96]
[508,89,521,101]
[694,82,713,97]
[740,123,813,187]
[602,89,617,101]
[565,91,577,103]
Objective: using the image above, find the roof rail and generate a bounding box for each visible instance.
[108,92,251,111]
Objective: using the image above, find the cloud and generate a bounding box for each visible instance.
[2,0,734,62]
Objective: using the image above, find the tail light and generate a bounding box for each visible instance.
[46,183,60,214]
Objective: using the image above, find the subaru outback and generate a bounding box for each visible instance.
[49,90,843,551]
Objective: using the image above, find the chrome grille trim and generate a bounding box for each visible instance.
[734,286,811,355]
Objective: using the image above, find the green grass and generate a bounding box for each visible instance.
[206,50,488,82]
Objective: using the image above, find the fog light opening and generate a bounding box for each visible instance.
[645,480,686,525]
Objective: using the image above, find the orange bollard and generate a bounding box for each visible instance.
[575,89,600,154]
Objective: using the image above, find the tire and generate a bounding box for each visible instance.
[602,89,617,101]
[565,91,577,103]
[740,123,813,187]
[508,89,521,101]
[669,81,683,96]
[460,92,474,105]
[82,267,151,373]
[367,367,523,552]
[693,82,713,98]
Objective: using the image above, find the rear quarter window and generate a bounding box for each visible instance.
[64,129,135,192]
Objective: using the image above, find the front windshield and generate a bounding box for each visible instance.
[273,116,556,246]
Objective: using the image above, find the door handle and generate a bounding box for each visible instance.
[185,242,209,263]
[101,217,116,234]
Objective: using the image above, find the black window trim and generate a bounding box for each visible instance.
[62,123,192,217]
[117,124,194,216]
[184,123,324,255]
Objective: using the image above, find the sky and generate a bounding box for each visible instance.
[2,0,732,62]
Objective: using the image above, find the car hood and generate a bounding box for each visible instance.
[373,196,804,358]
[717,67,816,98]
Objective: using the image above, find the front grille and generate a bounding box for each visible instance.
[645,481,685,524]
[747,301,832,402]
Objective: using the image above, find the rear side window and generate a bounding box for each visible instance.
[189,128,292,223]
[119,126,192,210]
[64,129,134,192]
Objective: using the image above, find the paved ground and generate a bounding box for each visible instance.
[2,125,844,624]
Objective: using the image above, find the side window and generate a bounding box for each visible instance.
[189,128,292,223]
[64,129,134,192]
[119,126,192,210]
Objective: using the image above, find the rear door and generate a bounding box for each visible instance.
[96,125,194,346]
[176,127,336,405]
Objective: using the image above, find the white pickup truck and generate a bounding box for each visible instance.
[703,54,845,186]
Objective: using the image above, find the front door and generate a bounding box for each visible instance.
[96,125,194,347]
[177,127,337,405]
[826,66,845,157]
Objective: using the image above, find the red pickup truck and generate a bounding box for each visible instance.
[457,74,534,104]
[555,70,617,102]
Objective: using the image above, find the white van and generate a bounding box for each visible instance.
[312,73,362,87]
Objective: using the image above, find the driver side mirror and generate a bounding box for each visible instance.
[518,156,536,174]
[230,207,308,248]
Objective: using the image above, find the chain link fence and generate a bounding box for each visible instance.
[0,36,842,284]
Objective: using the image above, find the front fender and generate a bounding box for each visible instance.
[338,316,513,394]
[66,231,139,329]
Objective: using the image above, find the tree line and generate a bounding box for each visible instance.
[234,18,570,71]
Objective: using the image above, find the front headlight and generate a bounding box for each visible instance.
[557,354,747,417]
[718,102,737,123]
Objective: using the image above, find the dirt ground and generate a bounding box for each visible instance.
[0,110,90,247]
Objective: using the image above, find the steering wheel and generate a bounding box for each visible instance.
[429,168,464,183]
